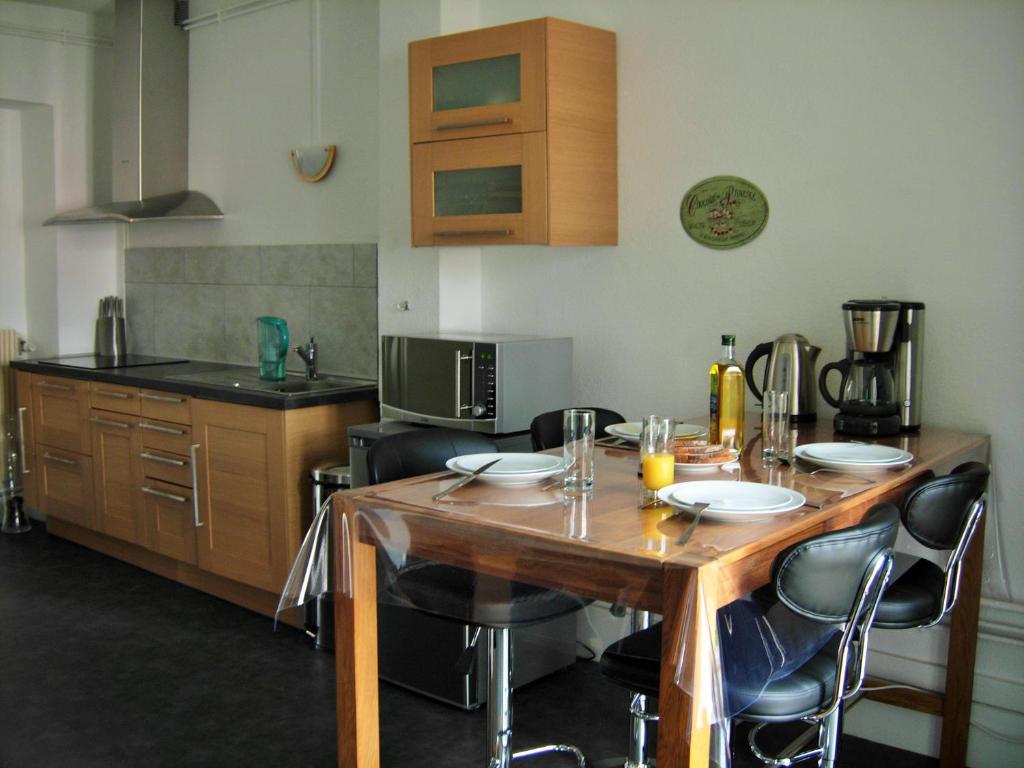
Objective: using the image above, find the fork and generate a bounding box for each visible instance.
[676,502,710,545]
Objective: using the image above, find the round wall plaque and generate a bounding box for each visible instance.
[680,176,769,249]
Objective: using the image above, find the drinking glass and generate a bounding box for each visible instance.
[761,390,790,462]
[640,415,676,492]
[563,409,595,490]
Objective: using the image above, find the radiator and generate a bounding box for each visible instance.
[0,329,24,488]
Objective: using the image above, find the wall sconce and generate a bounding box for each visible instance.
[290,145,337,183]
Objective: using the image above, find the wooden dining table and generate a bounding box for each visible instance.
[332,420,988,768]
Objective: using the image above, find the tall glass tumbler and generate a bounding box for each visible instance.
[762,390,790,462]
[640,415,676,492]
[563,409,595,490]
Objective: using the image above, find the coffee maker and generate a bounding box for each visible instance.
[819,299,925,436]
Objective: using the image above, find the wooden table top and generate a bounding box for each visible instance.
[341,420,987,610]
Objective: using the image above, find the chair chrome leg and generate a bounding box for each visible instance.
[819,709,841,768]
[488,627,513,768]
[711,721,731,768]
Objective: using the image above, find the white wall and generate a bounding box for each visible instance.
[129,0,380,248]
[0,108,26,333]
[0,0,114,355]
[376,0,1024,762]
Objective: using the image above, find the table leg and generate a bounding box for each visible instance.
[335,504,380,768]
[657,565,716,768]
[940,512,985,768]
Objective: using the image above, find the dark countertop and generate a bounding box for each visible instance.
[12,357,378,411]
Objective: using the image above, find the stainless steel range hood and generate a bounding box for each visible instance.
[45,0,223,225]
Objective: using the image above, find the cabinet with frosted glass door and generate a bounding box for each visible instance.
[409,17,617,246]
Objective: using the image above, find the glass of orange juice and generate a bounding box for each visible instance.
[640,415,676,493]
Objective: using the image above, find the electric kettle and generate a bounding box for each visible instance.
[744,333,822,422]
[257,316,289,381]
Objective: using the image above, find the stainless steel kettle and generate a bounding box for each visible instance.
[745,333,822,422]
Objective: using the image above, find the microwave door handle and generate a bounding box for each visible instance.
[455,350,473,417]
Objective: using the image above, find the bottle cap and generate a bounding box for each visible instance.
[721,334,736,345]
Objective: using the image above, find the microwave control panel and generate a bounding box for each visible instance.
[474,343,497,419]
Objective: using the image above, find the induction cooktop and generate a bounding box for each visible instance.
[36,354,189,369]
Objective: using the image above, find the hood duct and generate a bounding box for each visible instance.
[45,0,223,225]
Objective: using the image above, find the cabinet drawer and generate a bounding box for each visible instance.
[409,18,546,143]
[140,389,191,425]
[32,376,92,454]
[38,447,95,528]
[411,132,548,246]
[141,478,197,566]
[139,417,193,455]
[139,447,193,488]
[90,382,141,415]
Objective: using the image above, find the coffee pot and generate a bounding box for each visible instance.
[744,333,821,422]
[819,358,898,418]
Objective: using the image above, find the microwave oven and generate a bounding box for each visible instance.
[379,333,572,434]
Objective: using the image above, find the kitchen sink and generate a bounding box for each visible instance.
[165,369,375,396]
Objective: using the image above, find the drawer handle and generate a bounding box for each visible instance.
[43,452,78,467]
[139,422,185,436]
[433,117,512,131]
[94,389,131,399]
[142,486,188,504]
[91,417,131,429]
[140,393,186,404]
[17,407,29,475]
[37,381,72,391]
[190,443,203,528]
[140,451,187,467]
[435,229,513,238]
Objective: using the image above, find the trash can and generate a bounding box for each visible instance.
[305,462,350,651]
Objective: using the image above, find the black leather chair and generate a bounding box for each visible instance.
[529,407,626,451]
[367,428,589,768]
[873,461,989,630]
[598,503,900,768]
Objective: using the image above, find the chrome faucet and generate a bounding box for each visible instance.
[294,337,319,380]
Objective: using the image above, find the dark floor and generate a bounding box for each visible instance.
[0,523,937,767]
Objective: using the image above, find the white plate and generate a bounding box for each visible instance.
[800,442,910,464]
[605,422,707,442]
[446,453,565,485]
[675,449,740,473]
[657,481,807,522]
[793,444,914,472]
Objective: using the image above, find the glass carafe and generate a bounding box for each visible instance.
[840,360,898,417]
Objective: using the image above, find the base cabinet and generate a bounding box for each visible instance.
[192,400,288,593]
[15,369,376,618]
[14,371,36,508]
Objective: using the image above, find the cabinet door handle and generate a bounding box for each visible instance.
[140,393,185,404]
[94,389,131,399]
[141,486,188,504]
[91,417,131,429]
[139,422,185,436]
[190,443,203,528]
[435,229,513,238]
[43,452,78,467]
[433,117,512,131]
[37,381,72,391]
[139,451,187,467]
[17,406,29,475]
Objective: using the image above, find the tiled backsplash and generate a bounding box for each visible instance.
[125,244,378,379]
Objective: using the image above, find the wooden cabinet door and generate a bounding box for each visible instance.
[90,410,143,544]
[14,371,37,509]
[141,478,197,565]
[32,376,92,454]
[192,400,288,592]
[38,447,94,528]
[412,132,548,245]
[409,18,546,143]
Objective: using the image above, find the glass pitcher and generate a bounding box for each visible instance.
[257,316,289,381]
[839,360,898,417]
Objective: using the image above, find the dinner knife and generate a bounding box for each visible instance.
[432,458,502,501]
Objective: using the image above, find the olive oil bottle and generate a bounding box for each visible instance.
[709,334,745,452]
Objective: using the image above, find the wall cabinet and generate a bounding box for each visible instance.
[409,17,617,246]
